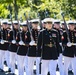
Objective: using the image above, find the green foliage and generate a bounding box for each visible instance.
[0,4,9,18]
[0,0,76,20]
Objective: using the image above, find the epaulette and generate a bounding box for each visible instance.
[40,29,45,32]
[60,29,63,31]
[51,29,58,32]
[63,30,66,33]
[8,30,12,34]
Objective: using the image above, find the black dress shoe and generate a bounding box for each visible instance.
[47,72,50,75]
[6,68,11,72]
[4,61,7,66]
[8,68,11,72]
[0,68,4,72]
[68,70,73,74]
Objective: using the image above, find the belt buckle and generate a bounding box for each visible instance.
[49,43,52,47]
[45,43,53,47]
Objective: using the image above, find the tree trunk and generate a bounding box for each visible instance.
[13,0,18,20]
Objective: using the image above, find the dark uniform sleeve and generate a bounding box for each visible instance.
[57,31,62,55]
[56,33,60,48]
[0,30,1,40]
[62,31,68,46]
[16,32,20,43]
[25,32,31,44]
[8,31,13,42]
[37,31,43,57]
[57,30,63,53]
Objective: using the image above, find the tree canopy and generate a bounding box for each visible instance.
[0,0,76,20]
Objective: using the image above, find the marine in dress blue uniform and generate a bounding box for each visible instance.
[0,20,9,72]
[62,20,76,75]
[8,21,19,74]
[27,19,40,75]
[53,19,64,75]
[16,22,31,75]
[37,18,59,75]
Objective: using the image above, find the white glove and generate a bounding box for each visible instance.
[1,40,4,44]
[67,42,72,47]
[12,40,16,44]
[19,41,25,45]
[29,40,36,46]
[59,42,62,46]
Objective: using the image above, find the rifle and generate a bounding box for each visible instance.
[61,12,70,42]
[37,13,43,30]
[0,22,5,44]
[16,15,25,45]
[8,5,16,44]
[44,9,49,18]
[61,12,76,46]
[24,13,34,42]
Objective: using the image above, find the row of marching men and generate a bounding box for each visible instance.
[0,18,76,75]
[0,19,41,75]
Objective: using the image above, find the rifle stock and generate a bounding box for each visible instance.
[24,13,34,41]
[61,12,70,42]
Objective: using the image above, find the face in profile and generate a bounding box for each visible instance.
[68,24,75,30]
[2,24,8,29]
[54,23,60,29]
[32,23,39,29]
[13,24,18,29]
[22,26,28,31]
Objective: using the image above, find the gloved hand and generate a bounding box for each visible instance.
[59,42,62,46]
[29,40,36,46]
[67,42,72,47]
[12,40,16,44]
[19,41,25,45]
[0,40,4,44]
